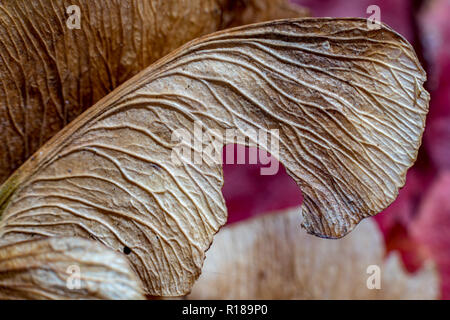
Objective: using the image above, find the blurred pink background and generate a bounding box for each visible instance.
[221,0,450,299]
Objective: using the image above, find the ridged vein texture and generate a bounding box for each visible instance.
[0,18,429,296]
[0,237,144,299]
[0,0,308,184]
[189,208,438,299]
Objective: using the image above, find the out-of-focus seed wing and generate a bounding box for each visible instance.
[0,237,144,299]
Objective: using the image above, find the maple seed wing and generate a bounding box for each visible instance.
[0,18,429,296]
[0,237,145,300]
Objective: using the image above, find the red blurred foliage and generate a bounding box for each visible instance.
[411,172,450,299]
[421,0,450,170]
[222,145,302,224]
[294,0,414,41]
[221,0,450,299]
[374,169,434,272]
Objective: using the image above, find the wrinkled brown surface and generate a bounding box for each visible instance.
[189,208,438,299]
[222,0,310,28]
[0,19,428,296]
[0,0,308,184]
[0,237,144,299]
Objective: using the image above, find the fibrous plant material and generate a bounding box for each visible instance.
[188,207,438,299]
[222,0,310,28]
[0,237,144,299]
[0,0,308,184]
[0,18,429,296]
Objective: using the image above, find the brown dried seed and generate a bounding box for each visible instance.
[0,18,429,296]
[0,237,145,299]
[0,0,308,184]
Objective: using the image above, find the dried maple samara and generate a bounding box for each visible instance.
[0,0,308,184]
[0,18,429,297]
